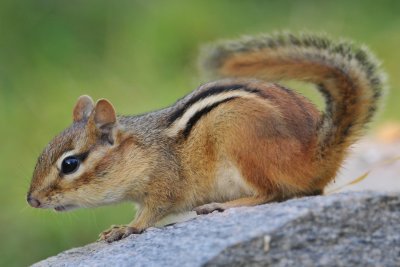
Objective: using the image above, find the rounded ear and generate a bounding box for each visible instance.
[94,99,117,128]
[73,95,94,122]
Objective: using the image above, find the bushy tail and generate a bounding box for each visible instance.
[199,32,386,158]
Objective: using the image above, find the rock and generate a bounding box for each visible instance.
[32,191,400,267]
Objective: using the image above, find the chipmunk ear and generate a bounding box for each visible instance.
[73,95,94,122]
[93,99,117,129]
[91,99,117,145]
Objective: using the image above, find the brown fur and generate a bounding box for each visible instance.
[27,33,386,243]
[183,81,320,205]
[200,33,385,189]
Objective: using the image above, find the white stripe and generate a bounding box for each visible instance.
[166,90,259,137]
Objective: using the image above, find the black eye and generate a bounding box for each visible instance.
[61,156,80,175]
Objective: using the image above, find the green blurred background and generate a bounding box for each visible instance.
[0,0,399,265]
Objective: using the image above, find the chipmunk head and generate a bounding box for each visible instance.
[27,95,147,211]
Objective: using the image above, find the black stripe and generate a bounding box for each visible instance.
[182,97,238,138]
[168,84,260,125]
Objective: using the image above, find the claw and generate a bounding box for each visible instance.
[194,202,226,215]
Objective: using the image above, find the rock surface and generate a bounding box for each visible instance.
[33,191,400,267]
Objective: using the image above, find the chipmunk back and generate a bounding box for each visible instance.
[27,32,386,242]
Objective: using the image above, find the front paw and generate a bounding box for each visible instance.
[98,225,143,243]
[194,202,225,215]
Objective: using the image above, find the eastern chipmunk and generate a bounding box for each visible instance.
[27,33,386,242]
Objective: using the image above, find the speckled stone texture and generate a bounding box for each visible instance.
[32,192,400,267]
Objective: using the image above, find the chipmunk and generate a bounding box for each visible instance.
[27,33,385,243]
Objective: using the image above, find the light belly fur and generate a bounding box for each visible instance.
[212,160,256,202]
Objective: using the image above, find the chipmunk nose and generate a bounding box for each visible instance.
[27,194,41,208]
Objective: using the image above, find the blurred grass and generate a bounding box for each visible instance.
[0,0,399,266]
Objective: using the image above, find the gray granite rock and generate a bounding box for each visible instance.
[32,192,400,267]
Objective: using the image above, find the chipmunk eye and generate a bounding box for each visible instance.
[61,156,80,175]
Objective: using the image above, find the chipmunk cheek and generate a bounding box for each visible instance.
[95,170,109,178]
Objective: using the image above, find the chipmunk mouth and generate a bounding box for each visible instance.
[54,204,77,212]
